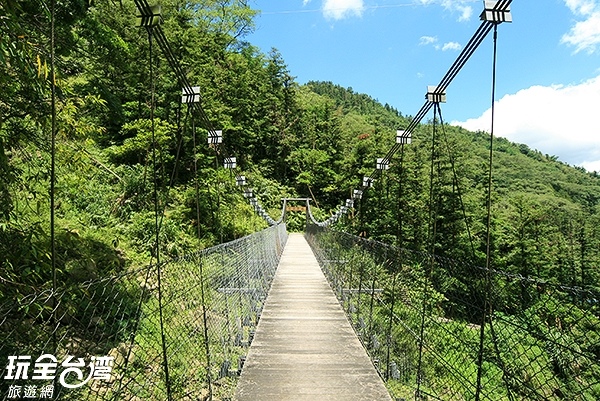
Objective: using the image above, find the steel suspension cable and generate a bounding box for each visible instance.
[487,312,517,401]
[169,103,188,188]
[133,0,272,231]
[192,116,214,398]
[49,0,58,357]
[417,102,441,396]
[372,21,492,180]
[131,0,514,233]
[133,0,221,138]
[395,143,406,248]
[268,2,511,229]
[153,100,189,247]
[486,23,499,307]
[336,1,513,229]
[384,148,404,380]
[147,26,172,400]
[211,144,224,243]
[114,262,155,396]
[385,268,398,380]
[429,106,441,259]
[437,23,494,93]
[435,103,477,260]
[475,22,500,401]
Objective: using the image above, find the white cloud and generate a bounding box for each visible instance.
[562,12,600,53]
[416,0,472,21]
[441,0,473,22]
[419,36,438,45]
[562,0,600,53]
[311,0,472,22]
[454,4,473,22]
[322,0,365,20]
[452,76,600,171]
[582,160,600,172]
[565,0,597,15]
[421,37,461,51]
[441,41,462,51]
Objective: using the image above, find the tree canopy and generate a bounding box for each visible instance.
[1,0,598,300]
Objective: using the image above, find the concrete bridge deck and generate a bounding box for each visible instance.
[234,233,393,401]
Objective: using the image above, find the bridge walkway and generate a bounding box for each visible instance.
[234,233,393,401]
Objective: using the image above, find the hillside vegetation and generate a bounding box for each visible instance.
[1,0,599,303]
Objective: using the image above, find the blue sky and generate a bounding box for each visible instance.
[247,0,600,171]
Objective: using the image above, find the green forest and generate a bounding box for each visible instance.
[1,0,600,398]
[2,0,599,297]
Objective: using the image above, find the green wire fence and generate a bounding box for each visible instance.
[1,224,287,401]
[306,224,600,401]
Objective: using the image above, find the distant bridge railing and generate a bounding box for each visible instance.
[305,223,600,401]
[1,224,287,401]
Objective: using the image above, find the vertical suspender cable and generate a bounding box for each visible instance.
[388,143,405,379]
[210,146,223,244]
[356,254,364,334]
[395,144,405,248]
[114,264,155,396]
[193,118,214,399]
[475,23,499,401]
[485,24,498,308]
[486,25,499,300]
[367,255,378,341]
[153,107,188,242]
[435,103,477,260]
[430,107,441,259]
[147,27,172,400]
[218,162,223,244]
[385,267,398,380]
[417,105,439,396]
[49,0,58,354]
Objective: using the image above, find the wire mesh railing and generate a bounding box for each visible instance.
[305,223,600,401]
[1,224,287,401]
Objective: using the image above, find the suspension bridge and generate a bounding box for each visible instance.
[234,233,393,401]
[2,0,600,400]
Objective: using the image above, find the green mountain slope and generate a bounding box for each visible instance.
[1,0,598,303]
[302,81,600,288]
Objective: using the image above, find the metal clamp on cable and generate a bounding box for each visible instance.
[480,0,512,23]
